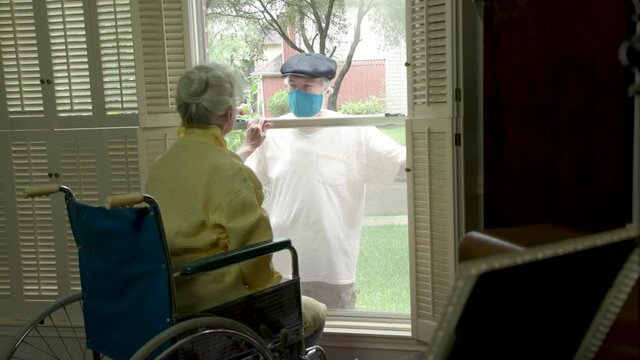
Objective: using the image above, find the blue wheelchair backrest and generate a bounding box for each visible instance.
[66,195,174,360]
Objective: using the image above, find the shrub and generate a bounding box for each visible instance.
[267,90,290,117]
[339,96,385,115]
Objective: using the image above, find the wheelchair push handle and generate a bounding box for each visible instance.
[23,184,73,198]
[105,193,146,209]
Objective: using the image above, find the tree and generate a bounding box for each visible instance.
[205,15,267,75]
[205,0,404,111]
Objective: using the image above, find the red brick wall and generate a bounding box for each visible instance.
[335,60,385,104]
[261,59,385,117]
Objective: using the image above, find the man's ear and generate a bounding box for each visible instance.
[324,86,334,96]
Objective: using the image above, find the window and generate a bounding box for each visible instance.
[195,0,461,341]
[203,0,411,316]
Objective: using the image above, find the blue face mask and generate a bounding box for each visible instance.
[288,89,323,117]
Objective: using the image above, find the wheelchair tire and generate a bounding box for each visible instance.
[2,291,98,359]
[130,316,274,360]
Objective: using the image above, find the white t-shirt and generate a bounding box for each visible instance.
[245,116,405,284]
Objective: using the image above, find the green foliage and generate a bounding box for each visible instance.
[238,75,262,120]
[338,96,385,115]
[267,90,290,117]
[367,0,406,48]
[206,16,265,75]
[224,129,246,153]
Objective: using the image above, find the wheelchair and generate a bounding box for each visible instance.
[3,184,327,360]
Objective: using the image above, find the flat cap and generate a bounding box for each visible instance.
[280,53,337,80]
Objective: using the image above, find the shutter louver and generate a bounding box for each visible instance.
[138,0,185,115]
[0,181,9,298]
[98,0,138,114]
[0,0,44,117]
[12,140,58,300]
[410,120,456,340]
[59,137,100,290]
[107,132,141,195]
[46,0,92,116]
[412,127,454,322]
[426,0,447,104]
[408,0,453,119]
[409,0,428,108]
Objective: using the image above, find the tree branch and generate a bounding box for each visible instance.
[255,0,305,53]
[321,0,337,55]
[328,0,370,110]
[297,4,314,52]
[308,0,326,54]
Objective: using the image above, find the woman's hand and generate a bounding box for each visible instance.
[236,118,272,162]
[244,118,272,149]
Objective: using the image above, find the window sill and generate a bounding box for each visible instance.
[322,314,427,353]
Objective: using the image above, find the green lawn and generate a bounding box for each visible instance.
[379,125,406,146]
[355,222,410,313]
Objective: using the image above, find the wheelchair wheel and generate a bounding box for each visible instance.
[131,316,274,360]
[3,291,102,359]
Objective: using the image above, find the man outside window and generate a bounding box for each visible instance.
[244,53,406,309]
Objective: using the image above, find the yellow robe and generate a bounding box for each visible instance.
[145,126,281,317]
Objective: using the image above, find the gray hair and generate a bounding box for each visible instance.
[176,63,245,128]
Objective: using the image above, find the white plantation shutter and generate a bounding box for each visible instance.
[0,129,143,319]
[408,119,456,339]
[106,129,141,195]
[97,0,138,115]
[0,178,9,300]
[0,0,139,130]
[0,0,146,320]
[136,0,186,125]
[408,0,454,119]
[11,138,59,302]
[0,0,45,122]
[407,0,459,341]
[46,0,92,117]
[0,133,17,318]
[58,135,101,291]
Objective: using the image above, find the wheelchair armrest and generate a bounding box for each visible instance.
[180,238,297,276]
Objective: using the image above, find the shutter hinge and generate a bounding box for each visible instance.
[455,88,461,102]
[454,133,461,146]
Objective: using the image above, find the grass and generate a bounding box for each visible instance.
[355,222,410,313]
[379,125,406,146]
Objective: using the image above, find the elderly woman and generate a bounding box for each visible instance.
[145,63,325,349]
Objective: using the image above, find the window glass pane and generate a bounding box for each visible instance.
[205,0,408,315]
